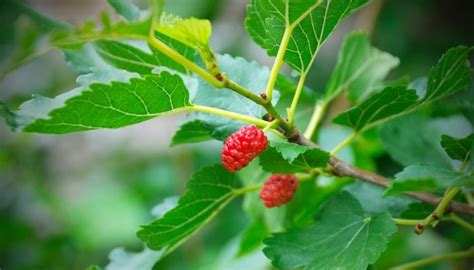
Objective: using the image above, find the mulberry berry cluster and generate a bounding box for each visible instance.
[221,125,268,172]
[259,174,298,207]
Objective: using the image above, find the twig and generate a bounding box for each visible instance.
[288,131,474,216]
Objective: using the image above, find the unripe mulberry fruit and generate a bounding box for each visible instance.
[221,125,268,172]
[259,174,298,207]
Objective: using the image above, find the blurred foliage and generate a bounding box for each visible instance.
[0,0,473,269]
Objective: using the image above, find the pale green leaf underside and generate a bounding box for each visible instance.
[325,32,399,102]
[441,133,474,162]
[246,0,369,72]
[192,54,272,140]
[385,164,474,196]
[3,71,191,134]
[263,191,397,270]
[259,141,329,173]
[137,165,237,250]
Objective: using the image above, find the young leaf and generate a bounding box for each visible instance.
[137,164,238,250]
[259,141,329,173]
[107,0,141,22]
[384,164,474,196]
[263,191,397,270]
[441,133,474,163]
[422,46,472,103]
[156,14,219,75]
[332,85,418,131]
[325,32,399,102]
[245,0,369,72]
[2,71,191,134]
[157,14,211,52]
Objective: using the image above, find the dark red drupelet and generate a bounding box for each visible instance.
[259,174,298,207]
[221,125,268,172]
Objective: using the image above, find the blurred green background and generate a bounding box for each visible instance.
[0,0,473,269]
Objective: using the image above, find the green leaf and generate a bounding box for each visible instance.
[333,46,472,132]
[422,46,472,103]
[400,203,434,219]
[238,160,286,255]
[384,164,474,196]
[94,40,158,74]
[107,0,141,21]
[380,113,472,169]
[171,120,213,146]
[137,164,238,250]
[345,182,415,217]
[238,220,270,257]
[192,54,272,140]
[263,191,397,270]
[52,17,151,50]
[245,0,369,72]
[259,141,329,173]
[441,133,474,163]
[325,32,399,102]
[94,34,195,75]
[332,85,418,131]
[2,71,192,134]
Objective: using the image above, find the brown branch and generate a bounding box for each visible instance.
[289,131,474,216]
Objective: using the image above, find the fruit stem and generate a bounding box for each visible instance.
[234,184,263,196]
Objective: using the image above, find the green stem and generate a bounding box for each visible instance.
[416,186,462,234]
[224,79,266,106]
[234,184,263,196]
[436,187,461,217]
[304,100,327,139]
[393,218,424,226]
[446,213,474,233]
[288,72,308,126]
[390,248,474,270]
[192,105,269,127]
[444,213,474,233]
[459,156,470,172]
[148,36,224,88]
[265,27,293,101]
[330,132,358,155]
[263,119,280,132]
